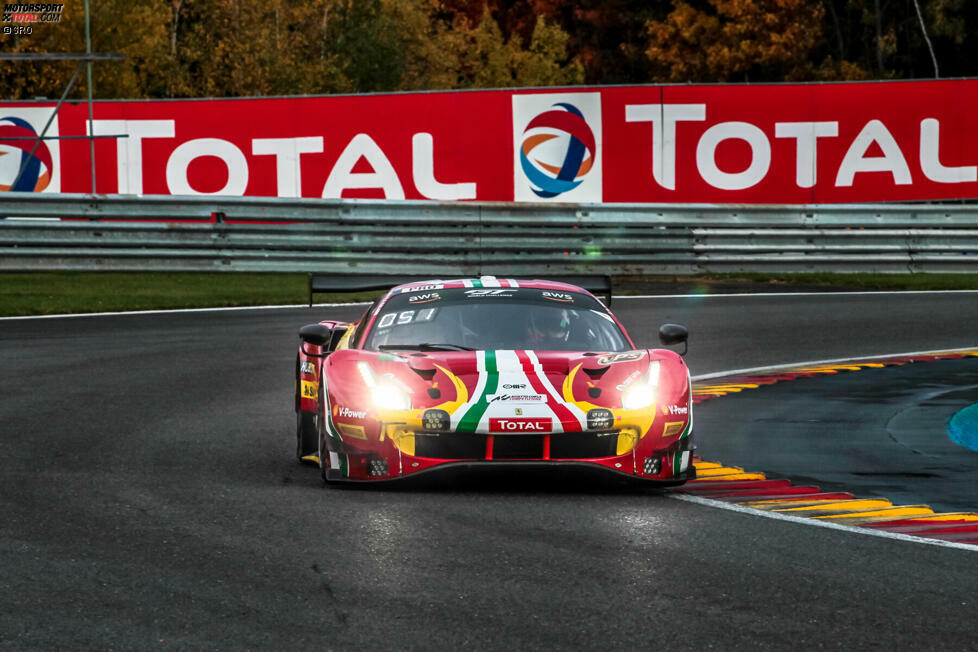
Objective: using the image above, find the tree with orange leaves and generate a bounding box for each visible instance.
[645,0,833,82]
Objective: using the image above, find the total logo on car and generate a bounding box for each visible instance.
[489,418,552,432]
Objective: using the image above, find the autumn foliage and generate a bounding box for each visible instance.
[0,0,976,100]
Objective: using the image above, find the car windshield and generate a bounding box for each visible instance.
[362,286,630,352]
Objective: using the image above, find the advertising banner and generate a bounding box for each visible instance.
[1,79,976,204]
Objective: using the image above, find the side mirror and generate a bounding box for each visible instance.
[300,323,349,356]
[299,323,332,346]
[658,323,688,356]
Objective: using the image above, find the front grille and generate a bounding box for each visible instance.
[550,431,619,459]
[410,430,620,461]
[415,432,486,459]
[493,435,544,459]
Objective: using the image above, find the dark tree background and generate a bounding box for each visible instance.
[1,0,975,99]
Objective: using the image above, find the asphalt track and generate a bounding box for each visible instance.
[2,292,978,650]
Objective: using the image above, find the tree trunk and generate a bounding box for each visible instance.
[913,0,940,78]
[827,0,845,60]
[874,0,883,73]
[170,0,182,58]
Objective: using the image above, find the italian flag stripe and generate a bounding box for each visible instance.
[320,376,349,478]
[457,350,498,432]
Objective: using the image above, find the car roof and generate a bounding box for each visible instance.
[389,276,592,296]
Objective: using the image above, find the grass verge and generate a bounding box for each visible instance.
[689,273,978,292]
[0,272,382,317]
[2,271,978,317]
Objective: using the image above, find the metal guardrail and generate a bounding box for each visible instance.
[1,192,977,274]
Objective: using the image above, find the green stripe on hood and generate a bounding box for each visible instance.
[456,350,498,432]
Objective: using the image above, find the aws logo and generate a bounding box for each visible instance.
[0,112,59,192]
[512,93,602,202]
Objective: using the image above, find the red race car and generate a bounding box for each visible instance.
[295,276,693,484]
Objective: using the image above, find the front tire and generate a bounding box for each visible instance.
[296,411,318,462]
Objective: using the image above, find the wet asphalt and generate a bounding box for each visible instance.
[2,292,978,650]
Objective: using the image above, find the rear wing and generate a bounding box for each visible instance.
[308,274,613,306]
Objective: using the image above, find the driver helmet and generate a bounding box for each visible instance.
[530,309,571,344]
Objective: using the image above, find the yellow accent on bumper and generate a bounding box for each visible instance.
[616,428,639,455]
[386,424,416,456]
[662,421,685,438]
[301,380,318,399]
[337,423,367,440]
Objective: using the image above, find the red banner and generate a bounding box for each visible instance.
[1,80,976,203]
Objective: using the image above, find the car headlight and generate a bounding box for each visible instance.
[621,361,660,410]
[621,383,656,410]
[371,385,411,411]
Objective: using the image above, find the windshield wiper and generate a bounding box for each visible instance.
[378,343,475,351]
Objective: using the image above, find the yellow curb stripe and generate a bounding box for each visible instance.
[814,506,935,521]
[773,499,893,512]
[739,499,844,508]
[695,466,746,477]
[790,368,841,373]
[696,385,750,391]
[693,473,768,481]
[699,383,760,389]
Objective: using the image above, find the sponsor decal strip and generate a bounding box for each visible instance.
[679,348,978,547]
[456,350,498,433]
[515,349,579,432]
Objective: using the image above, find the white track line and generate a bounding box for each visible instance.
[682,346,978,551]
[0,301,372,321]
[617,290,978,299]
[673,494,978,552]
[3,288,977,321]
[691,345,978,382]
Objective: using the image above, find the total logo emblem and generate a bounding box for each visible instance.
[489,417,552,432]
[518,102,596,199]
[513,92,601,202]
[0,116,53,192]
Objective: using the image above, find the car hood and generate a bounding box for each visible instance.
[324,348,687,434]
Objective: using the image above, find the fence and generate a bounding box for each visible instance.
[1,192,977,275]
